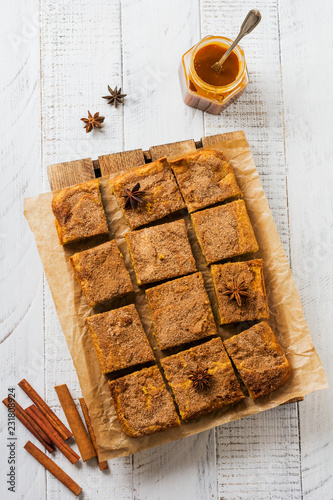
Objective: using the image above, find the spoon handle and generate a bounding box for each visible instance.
[213,10,261,71]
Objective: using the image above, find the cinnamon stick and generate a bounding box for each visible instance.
[24,441,82,496]
[79,398,108,471]
[2,397,54,454]
[24,403,80,464]
[24,405,55,449]
[18,379,72,440]
[55,385,96,462]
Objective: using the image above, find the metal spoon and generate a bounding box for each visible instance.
[211,9,261,73]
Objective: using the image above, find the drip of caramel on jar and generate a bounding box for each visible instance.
[194,44,239,86]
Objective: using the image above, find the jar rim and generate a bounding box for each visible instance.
[189,36,246,92]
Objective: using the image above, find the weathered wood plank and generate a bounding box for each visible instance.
[200,1,302,498]
[150,139,196,161]
[99,149,145,176]
[48,158,95,190]
[40,0,133,498]
[279,0,333,498]
[120,0,218,499]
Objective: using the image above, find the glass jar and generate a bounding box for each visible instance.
[179,36,249,115]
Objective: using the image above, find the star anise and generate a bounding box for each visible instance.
[189,366,212,391]
[221,273,250,307]
[122,182,145,210]
[81,111,105,133]
[102,85,127,108]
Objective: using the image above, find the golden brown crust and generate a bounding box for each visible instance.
[109,157,185,230]
[191,199,259,265]
[51,179,109,245]
[211,259,270,324]
[224,321,290,399]
[125,219,196,286]
[161,338,245,421]
[108,366,181,437]
[86,304,154,374]
[170,150,242,213]
[69,240,133,307]
[146,272,217,349]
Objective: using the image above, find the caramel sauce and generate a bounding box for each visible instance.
[194,43,239,86]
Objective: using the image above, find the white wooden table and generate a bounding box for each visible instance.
[1,1,332,499]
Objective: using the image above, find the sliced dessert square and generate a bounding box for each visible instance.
[170,149,242,213]
[86,304,154,374]
[52,179,109,245]
[108,365,181,437]
[109,157,185,230]
[160,337,245,421]
[146,272,217,349]
[69,240,133,307]
[125,219,196,286]
[224,321,290,399]
[191,199,258,265]
[211,259,270,324]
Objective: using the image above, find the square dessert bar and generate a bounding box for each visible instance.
[108,365,181,437]
[170,150,242,213]
[125,219,196,286]
[191,199,259,265]
[69,240,133,307]
[211,259,270,324]
[52,179,109,245]
[224,321,290,400]
[161,337,244,421]
[86,304,154,374]
[146,272,217,350]
[109,157,185,230]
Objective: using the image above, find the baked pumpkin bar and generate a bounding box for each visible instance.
[125,219,196,286]
[170,150,242,213]
[52,179,109,245]
[109,157,185,230]
[160,338,245,421]
[146,272,217,349]
[69,240,133,307]
[211,259,270,324]
[86,304,154,374]
[191,199,259,265]
[224,321,290,400]
[108,365,181,437]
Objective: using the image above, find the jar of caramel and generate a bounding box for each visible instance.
[179,36,249,114]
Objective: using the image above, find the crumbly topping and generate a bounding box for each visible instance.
[211,259,269,324]
[161,338,244,421]
[125,219,196,285]
[70,240,133,307]
[191,200,258,264]
[170,150,242,213]
[108,366,180,437]
[110,158,185,229]
[52,179,108,244]
[86,304,154,374]
[224,321,290,399]
[146,272,217,349]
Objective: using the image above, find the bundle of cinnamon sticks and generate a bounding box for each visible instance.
[2,379,108,496]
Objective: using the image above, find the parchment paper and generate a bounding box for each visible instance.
[24,131,328,460]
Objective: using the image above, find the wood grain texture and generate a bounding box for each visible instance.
[200,1,303,499]
[99,149,145,176]
[48,158,95,191]
[279,0,333,498]
[150,139,196,161]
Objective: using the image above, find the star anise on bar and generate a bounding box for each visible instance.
[189,366,212,391]
[221,273,250,307]
[122,182,145,210]
[102,85,127,108]
[81,111,105,133]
